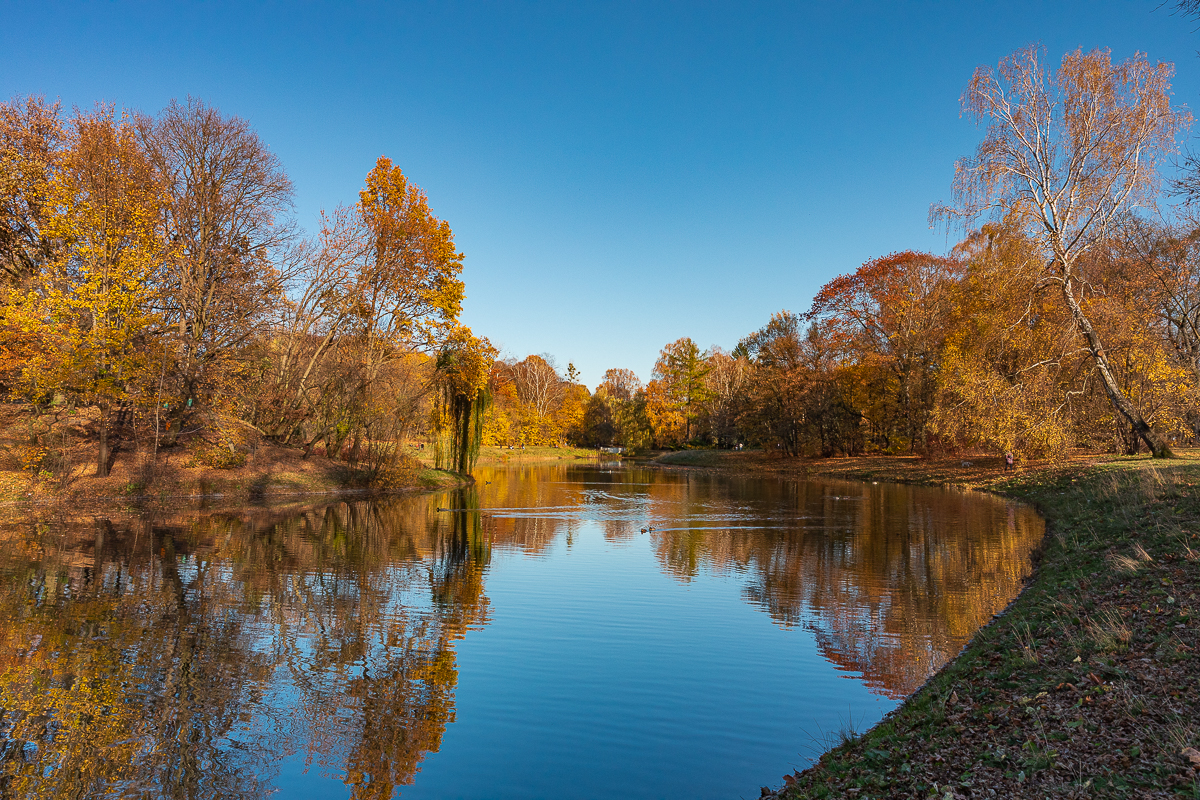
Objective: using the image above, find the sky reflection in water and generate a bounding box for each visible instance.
[0,464,1043,799]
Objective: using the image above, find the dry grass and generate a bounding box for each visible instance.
[1108,541,1153,574]
[1015,621,1040,663]
[1083,609,1133,654]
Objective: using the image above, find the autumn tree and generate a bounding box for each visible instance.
[736,312,807,455]
[592,367,652,451]
[647,337,713,445]
[0,96,63,288]
[1140,224,1200,437]
[511,354,564,420]
[580,368,637,447]
[432,327,496,472]
[356,156,464,358]
[341,156,465,461]
[256,157,464,462]
[699,347,748,447]
[580,393,617,446]
[138,98,296,419]
[807,251,962,453]
[932,219,1083,457]
[940,45,1189,458]
[0,97,66,394]
[737,312,860,456]
[7,107,166,476]
[254,207,367,447]
[508,354,567,444]
[558,378,590,445]
[1080,219,1197,449]
[597,368,641,401]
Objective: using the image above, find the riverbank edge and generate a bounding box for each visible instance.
[644,450,1200,798]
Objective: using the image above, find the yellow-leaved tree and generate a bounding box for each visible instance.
[432,326,496,473]
[7,107,164,476]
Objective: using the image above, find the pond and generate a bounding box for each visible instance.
[0,463,1043,799]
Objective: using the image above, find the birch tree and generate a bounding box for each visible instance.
[939,45,1189,457]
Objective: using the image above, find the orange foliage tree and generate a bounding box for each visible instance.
[807,251,962,453]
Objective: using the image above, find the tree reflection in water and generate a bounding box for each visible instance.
[0,465,1042,797]
[476,465,1041,697]
[0,493,488,799]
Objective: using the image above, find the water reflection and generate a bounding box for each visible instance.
[476,465,1040,696]
[0,465,1043,798]
[0,499,488,799]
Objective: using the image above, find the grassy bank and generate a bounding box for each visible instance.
[654,449,1200,798]
[0,435,471,514]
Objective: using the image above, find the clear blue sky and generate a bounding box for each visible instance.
[2,1,1197,387]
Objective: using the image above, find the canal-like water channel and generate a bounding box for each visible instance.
[0,463,1043,799]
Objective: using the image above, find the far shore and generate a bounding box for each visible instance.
[412,444,616,467]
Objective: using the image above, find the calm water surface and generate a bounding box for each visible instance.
[0,463,1043,799]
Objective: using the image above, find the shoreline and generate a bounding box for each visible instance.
[642,449,1200,798]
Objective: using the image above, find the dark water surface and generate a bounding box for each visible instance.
[0,463,1043,799]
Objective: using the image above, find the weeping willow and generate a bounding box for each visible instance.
[433,384,491,473]
[431,333,494,474]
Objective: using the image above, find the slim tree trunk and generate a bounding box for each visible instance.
[1060,279,1174,458]
[457,397,471,474]
[97,416,110,477]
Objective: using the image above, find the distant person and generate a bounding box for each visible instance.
[1004,451,1014,472]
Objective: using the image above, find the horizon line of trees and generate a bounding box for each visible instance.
[554,45,1200,460]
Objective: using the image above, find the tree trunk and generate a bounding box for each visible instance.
[457,399,471,474]
[97,418,110,477]
[1060,279,1174,458]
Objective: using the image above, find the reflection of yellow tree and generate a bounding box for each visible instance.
[469,460,1038,695]
[0,489,494,798]
[0,520,277,799]
[0,594,143,798]
[0,467,1045,795]
[341,619,459,799]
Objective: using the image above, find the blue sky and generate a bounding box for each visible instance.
[2,1,1197,386]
